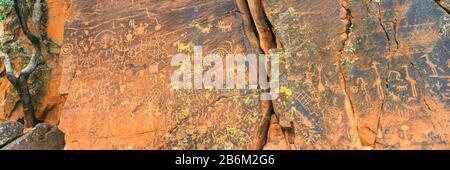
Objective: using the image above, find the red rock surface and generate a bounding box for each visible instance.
[265,0,449,149]
[59,0,266,150]
[0,0,448,150]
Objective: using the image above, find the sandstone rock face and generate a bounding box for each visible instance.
[265,0,361,150]
[0,121,23,146]
[7,0,443,150]
[1,123,65,150]
[32,0,71,125]
[59,0,266,150]
[265,0,449,149]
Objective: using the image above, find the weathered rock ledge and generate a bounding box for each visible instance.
[0,121,65,150]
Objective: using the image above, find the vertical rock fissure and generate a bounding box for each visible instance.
[391,20,400,49]
[237,0,285,150]
[373,62,389,148]
[339,0,365,148]
[340,0,353,49]
[408,61,446,134]
[362,0,394,148]
[246,0,278,54]
[375,2,399,51]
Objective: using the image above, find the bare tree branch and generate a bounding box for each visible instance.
[0,0,43,128]
[14,0,41,78]
[0,51,14,77]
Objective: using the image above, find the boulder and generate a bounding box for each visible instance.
[2,123,65,150]
[0,121,23,147]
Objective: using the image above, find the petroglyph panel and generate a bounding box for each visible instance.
[59,0,263,150]
[343,0,450,149]
[265,0,449,149]
[265,0,361,150]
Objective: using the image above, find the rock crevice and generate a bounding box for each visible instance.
[236,0,290,150]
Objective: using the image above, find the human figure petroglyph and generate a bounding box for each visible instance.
[436,81,443,90]
[357,77,371,103]
[371,61,385,99]
[317,64,326,93]
[96,30,119,50]
[401,64,418,98]
[93,30,120,65]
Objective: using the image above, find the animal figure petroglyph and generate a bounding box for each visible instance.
[191,23,212,34]
[389,91,401,102]
[396,84,408,91]
[422,55,438,77]
[173,41,193,52]
[218,21,232,32]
